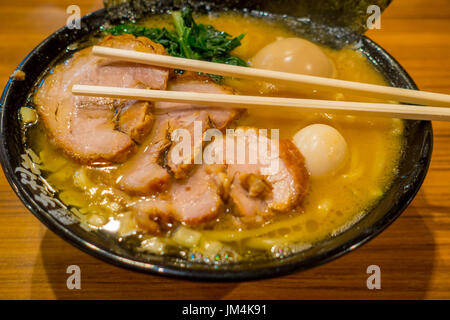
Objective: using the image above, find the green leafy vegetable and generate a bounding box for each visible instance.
[106,24,182,57]
[105,7,247,73]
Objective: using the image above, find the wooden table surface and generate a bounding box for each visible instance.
[0,0,449,300]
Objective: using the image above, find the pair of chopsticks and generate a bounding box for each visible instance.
[71,46,450,121]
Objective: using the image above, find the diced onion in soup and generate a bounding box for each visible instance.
[20,107,37,123]
[172,226,202,248]
[141,237,166,254]
[87,214,106,227]
[201,240,223,258]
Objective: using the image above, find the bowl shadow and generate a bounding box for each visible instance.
[30,230,239,299]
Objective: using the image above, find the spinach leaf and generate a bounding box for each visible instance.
[105,24,182,57]
[105,7,248,71]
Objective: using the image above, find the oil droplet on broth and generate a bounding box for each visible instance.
[306,220,319,233]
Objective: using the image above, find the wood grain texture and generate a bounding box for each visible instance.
[0,0,449,300]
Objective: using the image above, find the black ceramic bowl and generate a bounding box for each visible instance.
[0,6,432,281]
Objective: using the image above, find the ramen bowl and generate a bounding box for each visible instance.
[0,3,432,280]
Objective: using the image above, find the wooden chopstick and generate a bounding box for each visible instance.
[92,46,450,108]
[72,84,450,121]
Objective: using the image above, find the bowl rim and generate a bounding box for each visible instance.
[0,8,433,281]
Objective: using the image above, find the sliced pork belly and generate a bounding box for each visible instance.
[170,165,223,224]
[156,73,243,178]
[166,109,212,179]
[35,34,169,164]
[135,198,174,235]
[267,139,309,211]
[89,34,169,90]
[116,111,211,194]
[207,127,309,225]
[134,165,223,233]
[158,73,242,131]
[116,117,171,195]
[118,100,155,144]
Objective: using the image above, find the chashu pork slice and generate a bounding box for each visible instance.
[170,165,223,224]
[35,34,170,164]
[207,127,309,225]
[115,116,171,195]
[134,165,224,234]
[115,110,211,196]
[156,73,243,179]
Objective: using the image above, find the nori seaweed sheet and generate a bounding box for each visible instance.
[102,0,391,49]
